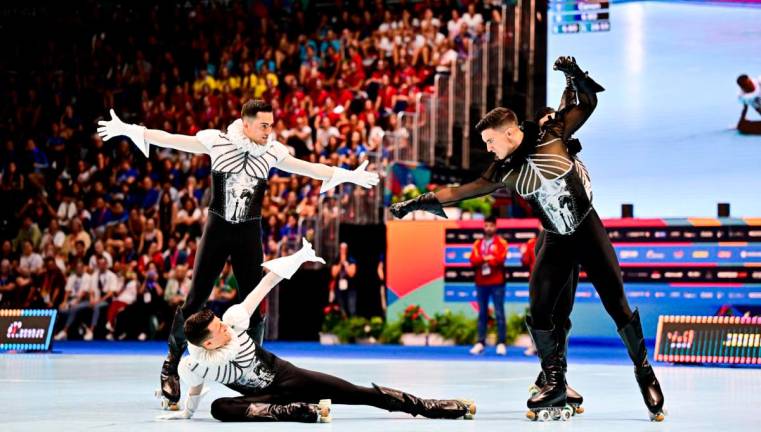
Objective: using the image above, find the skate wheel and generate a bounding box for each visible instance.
[560,408,572,421]
[318,399,332,423]
[538,410,551,422]
[574,404,584,415]
[526,410,537,421]
[461,400,476,420]
[649,411,665,422]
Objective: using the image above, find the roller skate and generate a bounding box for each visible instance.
[525,321,573,422]
[373,384,476,419]
[618,310,666,422]
[156,357,181,411]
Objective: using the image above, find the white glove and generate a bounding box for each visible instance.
[97,109,149,157]
[262,238,326,279]
[157,388,208,421]
[320,160,380,193]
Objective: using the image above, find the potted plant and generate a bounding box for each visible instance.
[399,304,428,346]
[319,304,344,345]
[357,316,384,344]
[428,310,477,346]
[507,309,531,349]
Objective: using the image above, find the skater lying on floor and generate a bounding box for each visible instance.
[158,239,476,423]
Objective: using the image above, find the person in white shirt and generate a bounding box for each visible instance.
[41,219,66,250]
[461,4,483,33]
[105,269,139,340]
[98,99,380,407]
[158,240,475,423]
[16,240,44,290]
[84,256,121,340]
[55,260,96,340]
[88,239,114,270]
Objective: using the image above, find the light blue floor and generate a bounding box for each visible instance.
[1,347,758,431]
[548,2,761,218]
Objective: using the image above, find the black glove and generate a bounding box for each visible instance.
[553,56,583,77]
[554,56,605,93]
[389,192,447,219]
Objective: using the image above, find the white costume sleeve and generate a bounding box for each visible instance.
[268,141,292,167]
[195,129,222,152]
[222,304,250,332]
[178,357,205,387]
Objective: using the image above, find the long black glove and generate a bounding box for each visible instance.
[389,192,447,219]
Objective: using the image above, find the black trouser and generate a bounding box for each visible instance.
[529,209,633,330]
[534,231,580,331]
[211,358,389,421]
[167,212,265,360]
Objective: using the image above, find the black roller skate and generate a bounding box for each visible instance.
[618,309,666,421]
[525,322,574,422]
[373,384,476,420]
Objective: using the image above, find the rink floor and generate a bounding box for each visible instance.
[1,341,757,432]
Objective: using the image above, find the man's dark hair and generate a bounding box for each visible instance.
[184,308,216,346]
[484,215,497,224]
[737,74,750,86]
[241,99,273,118]
[475,107,518,133]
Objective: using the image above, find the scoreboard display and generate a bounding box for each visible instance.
[550,0,611,34]
[443,219,761,306]
[654,315,761,365]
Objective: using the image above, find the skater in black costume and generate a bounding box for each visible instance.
[97,100,379,410]
[390,56,665,422]
[157,240,476,423]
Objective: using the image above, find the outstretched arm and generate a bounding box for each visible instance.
[277,156,380,193]
[553,57,605,140]
[390,169,502,219]
[98,109,209,156]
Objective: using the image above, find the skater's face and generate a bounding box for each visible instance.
[481,126,522,160]
[243,112,274,145]
[202,316,233,350]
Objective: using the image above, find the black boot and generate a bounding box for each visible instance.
[247,402,329,423]
[159,307,187,407]
[618,309,666,421]
[526,320,572,421]
[373,384,475,419]
[530,320,584,414]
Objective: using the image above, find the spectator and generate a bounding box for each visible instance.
[55,261,96,340]
[13,216,42,252]
[0,259,18,307]
[164,263,190,310]
[468,216,508,356]
[105,269,139,340]
[88,239,114,270]
[330,242,358,316]
[207,261,238,317]
[85,256,120,340]
[41,219,66,251]
[26,256,66,309]
[16,240,44,291]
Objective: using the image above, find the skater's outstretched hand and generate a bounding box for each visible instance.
[320,160,380,193]
[553,56,582,78]
[295,238,326,265]
[157,387,209,421]
[97,109,149,157]
[389,192,447,219]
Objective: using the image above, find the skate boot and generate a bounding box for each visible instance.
[156,307,186,410]
[155,356,181,410]
[529,373,584,415]
[618,309,666,422]
[528,320,584,414]
[249,401,331,423]
[525,322,573,422]
[373,384,476,419]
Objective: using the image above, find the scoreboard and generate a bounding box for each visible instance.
[550,0,611,34]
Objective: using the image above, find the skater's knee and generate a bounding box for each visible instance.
[210,398,235,422]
